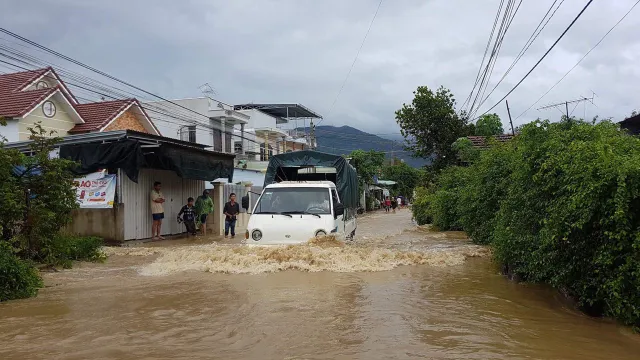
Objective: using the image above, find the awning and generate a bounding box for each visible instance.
[60,139,234,183]
[376,180,397,186]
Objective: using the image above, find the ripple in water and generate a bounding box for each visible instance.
[103,235,490,276]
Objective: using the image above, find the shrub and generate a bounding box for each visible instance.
[411,187,432,225]
[418,118,640,329]
[0,241,42,302]
[428,166,469,230]
[44,234,105,268]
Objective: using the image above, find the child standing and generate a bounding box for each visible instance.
[177,197,197,236]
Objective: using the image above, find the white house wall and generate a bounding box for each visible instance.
[119,168,204,240]
[145,98,214,148]
[1,119,19,142]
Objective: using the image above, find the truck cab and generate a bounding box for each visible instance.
[245,181,356,244]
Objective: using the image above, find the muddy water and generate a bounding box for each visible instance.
[1,210,639,359]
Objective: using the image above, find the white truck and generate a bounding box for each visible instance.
[243,151,358,245]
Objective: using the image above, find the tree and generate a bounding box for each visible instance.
[395,86,471,169]
[475,113,504,136]
[1,123,78,261]
[381,162,421,199]
[346,149,385,192]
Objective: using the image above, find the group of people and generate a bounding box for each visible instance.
[150,181,241,241]
[382,196,406,213]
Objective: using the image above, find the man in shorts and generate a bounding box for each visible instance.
[151,181,166,240]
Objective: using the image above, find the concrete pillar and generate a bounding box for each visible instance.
[220,118,226,154]
[212,182,225,236]
[240,123,246,155]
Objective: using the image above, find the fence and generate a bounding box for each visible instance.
[222,184,263,213]
[221,184,263,235]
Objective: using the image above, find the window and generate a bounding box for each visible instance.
[187,126,196,143]
[180,125,196,142]
[212,128,222,152]
[260,143,266,161]
[254,188,331,215]
[268,145,274,158]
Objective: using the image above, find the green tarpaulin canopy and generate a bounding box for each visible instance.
[263,150,359,209]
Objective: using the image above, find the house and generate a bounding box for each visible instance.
[0,67,160,140]
[143,97,250,153]
[69,98,161,136]
[0,67,84,141]
[233,103,320,161]
[4,130,235,241]
[1,67,237,241]
[619,113,640,135]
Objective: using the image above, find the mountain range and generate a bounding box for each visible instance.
[299,125,431,168]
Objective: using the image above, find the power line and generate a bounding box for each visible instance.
[0,56,268,148]
[318,0,383,126]
[467,0,522,117]
[461,0,506,112]
[515,0,639,120]
[474,0,596,120]
[475,0,566,112]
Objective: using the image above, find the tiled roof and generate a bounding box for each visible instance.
[467,134,515,148]
[0,87,56,118]
[0,68,50,94]
[69,99,134,133]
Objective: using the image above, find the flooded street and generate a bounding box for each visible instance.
[1,209,639,359]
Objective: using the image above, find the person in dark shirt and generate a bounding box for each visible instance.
[223,193,240,238]
[177,197,197,236]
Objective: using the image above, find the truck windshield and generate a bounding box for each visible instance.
[255,187,332,215]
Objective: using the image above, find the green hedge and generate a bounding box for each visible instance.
[0,242,42,302]
[413,119,640,329]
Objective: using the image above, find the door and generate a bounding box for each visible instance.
[331,189,345,236]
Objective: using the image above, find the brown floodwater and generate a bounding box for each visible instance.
[1,209,639,359]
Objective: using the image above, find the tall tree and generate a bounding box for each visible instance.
[346,149,385,192]
[395,86,470,169]
[382,162,421,199]
[475,113,504,136]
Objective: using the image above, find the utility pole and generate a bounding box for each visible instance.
[505,100,515,135]
[309,120,316,150]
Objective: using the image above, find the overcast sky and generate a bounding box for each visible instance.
[1,0,639,135]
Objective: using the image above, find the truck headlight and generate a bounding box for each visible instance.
[252,230,262,241]
[315,230,327,237]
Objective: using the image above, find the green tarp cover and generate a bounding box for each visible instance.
[263,150,359,209]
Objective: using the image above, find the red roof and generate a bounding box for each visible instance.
[467,134,515,148]
[0,67,82,119]
[0,87,57,118]
[70,99,134,133]
[0,68,50,94]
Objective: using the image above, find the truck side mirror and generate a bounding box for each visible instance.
[334,202,344,218]
[241,194,250,210]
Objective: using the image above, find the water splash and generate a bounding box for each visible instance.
[104,235,490,276]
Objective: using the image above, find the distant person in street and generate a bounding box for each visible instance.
[391,198,397,213]
[223,193,240,238]
[195,190,214,236]
[384,197,391,212]
[397,196,402,209]
[177,197,197,236]
[150,181,165,240]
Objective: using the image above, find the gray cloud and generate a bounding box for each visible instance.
[1,0,639,135]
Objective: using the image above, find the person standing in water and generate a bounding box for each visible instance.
[223,193,240,238]
[384,196,391,213]
[195,190,214,236]
[150,181,166,240]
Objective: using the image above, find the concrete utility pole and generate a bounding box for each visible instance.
[505,100,515,135]
[309,120,316,150]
